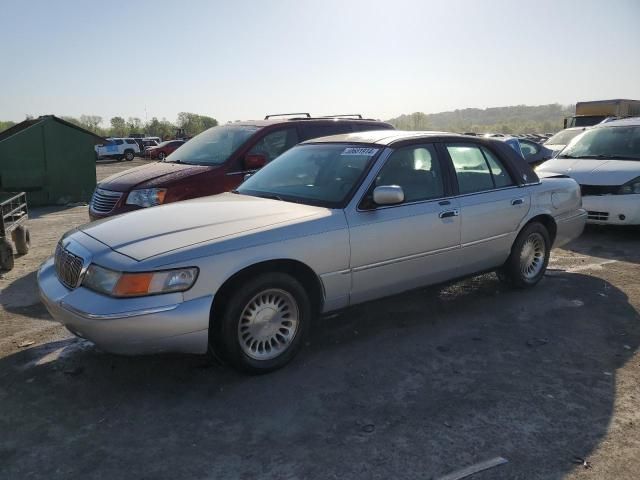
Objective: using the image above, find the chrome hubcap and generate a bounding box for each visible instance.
[237,288,299,361]
[520,233,545,280]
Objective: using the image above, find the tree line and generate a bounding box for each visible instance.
[386,104,575,134]
[0,112,218,139]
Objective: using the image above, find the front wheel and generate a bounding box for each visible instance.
[213,272,311,373]
[124,150,135,161]
[498,222,550,288]
[158,152,166,161]
[11,226,30,255]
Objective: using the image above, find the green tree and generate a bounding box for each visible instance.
[110,116,127,137]
[80,115,103,132]
[127,117,143,134]
[0,120,16,133]
[177,112,218,136]
[145,117,176,139]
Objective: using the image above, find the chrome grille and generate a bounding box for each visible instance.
[90,188,123,214]
[54,243,84,289]
[587,211,609,221]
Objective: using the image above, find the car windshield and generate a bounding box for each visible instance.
[546,129,584,146]
[237,144,379,207]
[558,125,640,160]
[167,125,260,165]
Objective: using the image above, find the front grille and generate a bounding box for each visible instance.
[587,211,609,221]
[90,188,123,214]
[580,184,619,196]
[54,243,84,289]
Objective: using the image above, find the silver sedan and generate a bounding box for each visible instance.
[38,131,587,372]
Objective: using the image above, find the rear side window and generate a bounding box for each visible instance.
[114,139,124,145]
[446,144,514,194]
[519,141,539,157]
[299,123,353,140]
[125,139,137,144]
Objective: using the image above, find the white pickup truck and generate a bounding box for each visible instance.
[95,138,141,161]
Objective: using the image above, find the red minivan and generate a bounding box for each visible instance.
[89,115,394,220]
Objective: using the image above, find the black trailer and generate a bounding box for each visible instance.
[0,192,31,271]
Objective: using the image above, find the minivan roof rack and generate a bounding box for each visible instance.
[264,113,311,119]
[316,114,363,119]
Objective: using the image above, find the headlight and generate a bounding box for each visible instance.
[126,188,167,207]
[82,264,198,297]
[618,177,640,195]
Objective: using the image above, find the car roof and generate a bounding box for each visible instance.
[594,116,640,127]
[225,118,393,128]
[302,130,466,146]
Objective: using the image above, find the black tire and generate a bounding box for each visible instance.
[0,239,14,271]
[158,152,166,161]
[124,150,135,161]
[11,226,30,255]
[212,272,311,374]
[498,222,550,288]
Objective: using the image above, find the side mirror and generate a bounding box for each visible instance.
[244,153,267,171]
[373,185,404,206]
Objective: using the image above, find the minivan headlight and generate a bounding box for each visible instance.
[126,188,167,207]
[83,264,198,297]
[618,177,640,195]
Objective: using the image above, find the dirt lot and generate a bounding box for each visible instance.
[1,159,639,479]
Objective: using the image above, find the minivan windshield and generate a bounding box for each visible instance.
[558,125,640,160]
[545,128,584,146]
[237,144,379,207]
[167,125,260,165]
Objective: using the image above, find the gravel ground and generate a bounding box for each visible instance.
[0,159,639,479]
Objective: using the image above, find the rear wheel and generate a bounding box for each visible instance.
[11,226,30,255]
[0,239,14,271]
[212,272,311,373]
[498,222,550,288]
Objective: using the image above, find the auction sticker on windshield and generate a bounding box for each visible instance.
[341,147,379,156]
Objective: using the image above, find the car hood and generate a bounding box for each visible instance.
[97,161,212,191]
[537,158,640,185]
[80,193,331,261]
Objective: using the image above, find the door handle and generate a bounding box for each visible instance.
[511,198,524,206]
[439,209,459,219]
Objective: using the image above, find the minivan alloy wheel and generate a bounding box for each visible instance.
[520,232,545,280]
[237,288,299,361]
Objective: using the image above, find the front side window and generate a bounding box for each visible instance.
[559,125,640,160]
[374,145,444,203]
[125,139,137,145]
[238,144,378,207]
[248,128,299,163]
[167,125,260,165]
[114,139,124,145]
[447,144,514,194]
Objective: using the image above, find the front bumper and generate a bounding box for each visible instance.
[583,194,640,225]
[37,258,212,355]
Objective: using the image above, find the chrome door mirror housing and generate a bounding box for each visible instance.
[373,185,404,206]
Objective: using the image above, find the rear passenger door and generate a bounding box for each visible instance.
[443,142,530,273]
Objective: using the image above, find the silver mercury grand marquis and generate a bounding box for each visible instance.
[38,131,587,372]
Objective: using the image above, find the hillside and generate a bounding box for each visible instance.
[387,104,574,134]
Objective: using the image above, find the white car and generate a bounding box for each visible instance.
[95,138,141,161]
[538,118,640,225]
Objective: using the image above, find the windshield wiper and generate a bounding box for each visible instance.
[558,154,639,160]
[257,193,284,201]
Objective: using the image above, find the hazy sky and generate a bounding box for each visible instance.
[1,0,639,124]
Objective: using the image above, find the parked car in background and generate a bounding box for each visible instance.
[543,127,587,156]
[40,131,586,373]
[134,136,161,152]
[517,138,555,166]
[538,117,640,225]
[95,138,141,161]
[564,99,640,128]
[88,114,394,220]
[145,140,186,160]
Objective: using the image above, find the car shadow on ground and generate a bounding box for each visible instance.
[0,272,638,479]
[564,225,640,264]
